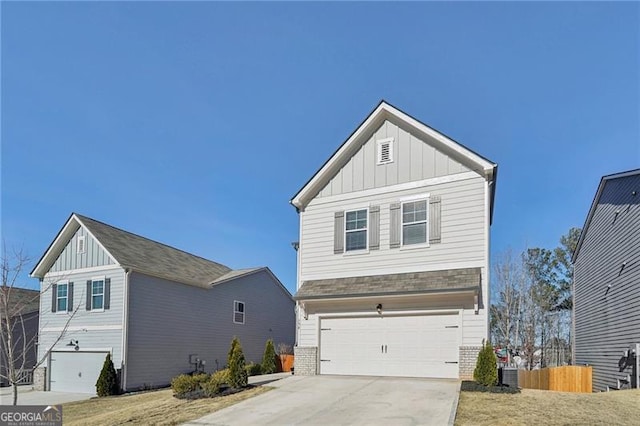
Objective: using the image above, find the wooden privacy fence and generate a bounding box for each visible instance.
[518,366,592,393]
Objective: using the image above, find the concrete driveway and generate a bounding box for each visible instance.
[0,385,94,406]
[186,375,461,426]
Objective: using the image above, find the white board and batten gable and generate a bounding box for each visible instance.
[290,101,498,380]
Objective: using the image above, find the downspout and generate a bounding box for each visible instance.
[120,268,131,392]
[485,178,493,342]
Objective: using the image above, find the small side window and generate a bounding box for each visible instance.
[233,301,245,324]
[57,283,68,312]
[92,278,104,310]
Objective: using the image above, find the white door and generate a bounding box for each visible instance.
[320,314,460,378]
[50,351,109,393]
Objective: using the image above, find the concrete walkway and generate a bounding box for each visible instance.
[185,375,461,426]
[0,385,94,406]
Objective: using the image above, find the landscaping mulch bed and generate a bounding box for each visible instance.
[460,380,520,394]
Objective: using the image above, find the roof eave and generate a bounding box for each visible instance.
[291,100,497,211]
[294,286,479,301]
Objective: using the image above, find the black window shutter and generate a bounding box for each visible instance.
[390,203,401,248]
[334,211,344,254]
[86,280,92,311]
[104,278,111,310]
[51,283,58,313]
[429,196,442,244]
[369,206,380,250]
[67,282,74,312]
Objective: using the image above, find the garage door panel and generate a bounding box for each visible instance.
[320,314,460,379]
[50,351,108,393]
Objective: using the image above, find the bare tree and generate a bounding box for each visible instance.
[490,248,525,354]
[1,244,80,405]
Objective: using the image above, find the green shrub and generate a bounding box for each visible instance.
[96,353,120,397]
[245,363,263,376]
[261,339,277,374]
[473,340,498,386]
[202,369,229,397]
[171,373,209,398]
[227,337,248,388]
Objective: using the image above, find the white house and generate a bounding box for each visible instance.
[290,101,497,379]
[30,213,294,393]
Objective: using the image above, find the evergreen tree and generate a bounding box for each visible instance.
[473,340,498,386]
[261,339,277,374]
[96,353,120,396]
[227,337,248,388]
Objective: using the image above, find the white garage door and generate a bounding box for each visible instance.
[50,351,109,393]
[320,314,460,378]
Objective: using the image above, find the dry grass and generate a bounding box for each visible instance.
[62,386,271,426]
[455,388,640,426]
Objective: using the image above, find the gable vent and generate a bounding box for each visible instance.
[77,235,86,254]
[377,138,394,165]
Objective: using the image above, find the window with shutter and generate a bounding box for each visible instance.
[345,209,368,251]
[402,200,428,245]
[56,282,68,312]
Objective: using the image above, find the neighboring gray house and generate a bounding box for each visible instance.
[290,101,497,379]
[573,169,640,391]
[30,213,294,393]
[0,287,39,387]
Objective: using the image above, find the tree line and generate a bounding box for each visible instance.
[490,228,580,369]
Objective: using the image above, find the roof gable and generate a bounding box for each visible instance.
[31,213,232,287]
[573,168,640,262]
[291,100,497,211]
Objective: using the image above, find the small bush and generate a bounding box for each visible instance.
[96,353,120,397]
[171,373,209,398]
[203,369,230,397]
[228,337,248,388]
[473,340,498,386]
[245,363,263,376]
[261,339,277,374]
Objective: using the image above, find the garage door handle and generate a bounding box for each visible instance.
[320,359,331,362]
[445,361,458,364]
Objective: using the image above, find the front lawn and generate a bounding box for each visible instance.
[62,386,271,425]
[455,388,640,425]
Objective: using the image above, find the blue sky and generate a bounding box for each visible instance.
[2,2,638,293]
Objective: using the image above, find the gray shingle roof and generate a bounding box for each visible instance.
[295,268,481,300]
[75,214,232,288]
[0,287,40,317]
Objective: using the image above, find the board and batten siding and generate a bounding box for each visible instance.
[317,119,471,198]
[300,175,486,282]
[574,174,640,392]
[126,270,294,390]
[37,266,125,369]
[49,226,115,272]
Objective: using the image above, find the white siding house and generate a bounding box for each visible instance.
[291,101,497,379]
[31,213,294,393]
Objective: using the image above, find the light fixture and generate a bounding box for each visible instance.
[376,304,382,315]
[66,339,79,351]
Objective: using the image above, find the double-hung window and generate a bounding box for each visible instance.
[91,278,105,310]
[402,200,428,245]
[56,283,68,312]
[345,209,367,251]
[234,301,245,324]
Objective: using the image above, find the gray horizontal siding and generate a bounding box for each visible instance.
[574,173,640,391]
[50,226,115,272]
[125,270,294,390]
[318,119,472,198]
[38,266,125,367]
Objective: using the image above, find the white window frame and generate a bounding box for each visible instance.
[401,196,429,248]
[56,281,69,314]
[90,276,105,312]
[344,208,368,253]
[77,235,86,254]
[233,300,245,324]
[376,137,394,165]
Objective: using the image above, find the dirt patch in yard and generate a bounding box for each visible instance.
[455,388,640,426]
[63,386,271,426]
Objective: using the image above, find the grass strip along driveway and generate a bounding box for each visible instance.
[456,388,640,425]
[62,386,271,426]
